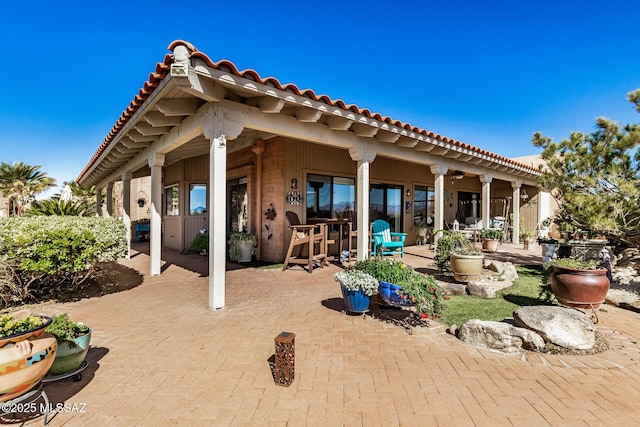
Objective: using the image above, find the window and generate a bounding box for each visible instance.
[227,177,248,232]
[370,183,403,231]
[306,174,355,220]
[457,191,481,223]
[189,184,207,215]
[413,185,435,227]
[165,185,179,216]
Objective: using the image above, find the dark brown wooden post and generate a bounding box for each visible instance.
[274,331,295,386]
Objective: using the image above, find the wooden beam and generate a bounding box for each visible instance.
[177,73,226,102]
[156,99,201,116]
[135,123,171,136]
[326,116,353,131]
[375,130,400,144]
[127,130,157,142]
[295,107,322,123]
[258,97,285,113]
[396,136,418,148]
[144,111,184,127]
[351,123,378,138]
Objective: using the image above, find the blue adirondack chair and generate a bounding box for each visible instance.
[370,219,406,259]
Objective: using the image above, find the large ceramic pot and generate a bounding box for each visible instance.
[450,253,484,282]
[483,238,499,252]
[550,265,610,309]
[0,333,57,402]
[340,287,372,314]
[48,329,92,375]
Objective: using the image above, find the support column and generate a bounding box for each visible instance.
[149,152,165,276]
[349,144,376,261]
[106,182,114,217]
[95,187,103,217]
[122,172,132,259]
[511,180,522,244]
[430,164,448,237]
[479,174,492,229]
[252,140,265,260]
[538,190,551,225]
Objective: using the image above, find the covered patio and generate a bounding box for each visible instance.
[77,40,547,311]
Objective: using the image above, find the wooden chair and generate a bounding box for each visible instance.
[342,210,358,262]
[370,219,406,259]
[282,211,327,273]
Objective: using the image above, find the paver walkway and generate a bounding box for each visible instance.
[13,244,640,425]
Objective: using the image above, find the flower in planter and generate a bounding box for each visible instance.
[333,270,378,296]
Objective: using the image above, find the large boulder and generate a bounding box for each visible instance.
[605,289,639,306]
[467,280,496,298]
[484,260,519,282]
[513,306,595,350]
[457,319,545,353]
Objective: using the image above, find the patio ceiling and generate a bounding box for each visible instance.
[77,40,541,187]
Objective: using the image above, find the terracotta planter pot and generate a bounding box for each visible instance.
[450,253,484,282]
[482,239,499,252]
[550,265,610,309]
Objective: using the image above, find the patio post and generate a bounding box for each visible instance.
[479,174,492,229]
[252,140,265,260]
[512,180,521,244]
[430,164,448,239]
[106,182,114,217]
[349,145,376,261]
[122,172,132,259]
[149,152,165,276]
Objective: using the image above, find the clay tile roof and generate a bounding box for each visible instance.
[78,40,540,183]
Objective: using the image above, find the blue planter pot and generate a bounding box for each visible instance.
[389,283,402,303]
[341,287,372,313]
[378,281,392,299]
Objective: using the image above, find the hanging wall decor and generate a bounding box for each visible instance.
[286,192,304,205]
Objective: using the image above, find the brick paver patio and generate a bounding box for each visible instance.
[13,244,640,425]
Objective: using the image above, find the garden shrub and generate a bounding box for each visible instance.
[0,216,127,306]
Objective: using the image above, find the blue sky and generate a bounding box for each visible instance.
[1,1,639,196]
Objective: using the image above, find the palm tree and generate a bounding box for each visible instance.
[27,199,89,216]
[0,162,56,215]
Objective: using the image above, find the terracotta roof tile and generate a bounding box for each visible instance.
[78,40,540,183]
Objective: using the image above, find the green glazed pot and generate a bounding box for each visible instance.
[48,329,92,375]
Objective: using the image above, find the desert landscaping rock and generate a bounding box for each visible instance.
[484,260,519,282]
[467,280,496,298]
[445,282,467,296]
[513,306,596,350]
[458,319,545,353]
[606,289,640,306]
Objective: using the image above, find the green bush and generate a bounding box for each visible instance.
[353,258,414,284]
[481,229,503,240]
[0,216,127,305]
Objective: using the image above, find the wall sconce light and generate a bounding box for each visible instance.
[290,178,298,189]
[521,189,529,200]
[406,189,411,198]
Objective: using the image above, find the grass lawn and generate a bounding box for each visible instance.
[441,266,554,326]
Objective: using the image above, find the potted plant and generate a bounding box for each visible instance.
[519,227,534,250]
[334,269,378,313]
[547,258,610,309]
[435,231,484,282]
[45,313,92,375]
[228,231,257,263]
[481,229,502,252]
[0,313,57,402]
[353,259,447,319]
[537,236,559,262]
[353,258,414,302]
[414,217,432,237]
